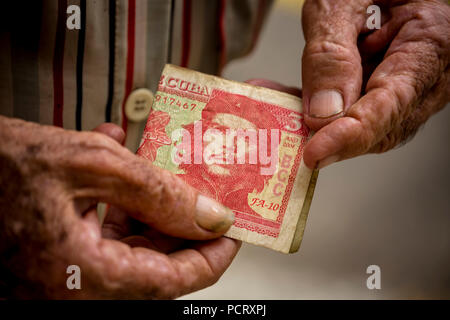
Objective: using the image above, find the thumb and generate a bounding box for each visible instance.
[302,0,367,131]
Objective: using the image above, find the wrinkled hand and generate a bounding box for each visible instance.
[0,116,238,299]
[300,0,450,169]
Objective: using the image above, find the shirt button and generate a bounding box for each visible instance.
[125,88,154,122]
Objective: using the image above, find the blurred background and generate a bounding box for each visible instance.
[182,0,450,299]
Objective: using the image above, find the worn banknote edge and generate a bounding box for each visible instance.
[152,64,317,253]
[289,169,319,253]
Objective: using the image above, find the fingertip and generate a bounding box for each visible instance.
[304,116,364,169]
[303,142,340,170]
[93,123,126,144]
[303,119,345,169]
[303,127,338,169]
[317,155,340,170]
[303,142,321,170]
[195,195,235,234]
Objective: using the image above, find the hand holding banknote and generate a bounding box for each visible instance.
[0,116,238,299]
[301,0,449,169]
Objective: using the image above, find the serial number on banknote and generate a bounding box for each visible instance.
[155,94,198,111]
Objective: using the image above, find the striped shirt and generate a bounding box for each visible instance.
[0,0,273,150]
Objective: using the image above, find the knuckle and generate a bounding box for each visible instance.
[148,170,193,224]
[83,132,118,154]
[411,0,450,27]
[86,241,134,296]
[381,88,402,128]
[154,269,181,299]
[360,87,403,133]
[305,40,359,65]
[94,263,124,293]
[413,3,434,22]
[304,40,361,85]
[402,2,450,57]
[64,132,123,170]
[346,117,375,155]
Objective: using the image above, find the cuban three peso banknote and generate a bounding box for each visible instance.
[137,64,318,253]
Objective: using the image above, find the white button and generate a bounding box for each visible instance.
[125,88,154,122]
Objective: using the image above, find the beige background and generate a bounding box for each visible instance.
[182,0,450,299]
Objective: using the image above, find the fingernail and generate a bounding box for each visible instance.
[195,195,235,233]
[317,155,340,170]
[309,90,344,118]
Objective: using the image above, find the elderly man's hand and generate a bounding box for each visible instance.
[301,0,450,169]
[0,116,238,299]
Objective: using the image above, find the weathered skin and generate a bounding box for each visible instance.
[301,0,450,168]
[0,118,240,299]
[0,0,448,299]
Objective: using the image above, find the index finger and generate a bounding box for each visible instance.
[70,219,241,299]
[63,133,235,240]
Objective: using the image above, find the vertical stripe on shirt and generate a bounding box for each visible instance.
[10,2,42,122]
[133,0,148,88]
[75,0,87,130]
[181,0,191,68]
[248,0,268,55]
[169,0,184,66]
[38,0,58,126]
[105,0,116,123]
[167,0,175,66]
[82,0,110,130]
[188,0,220,74]
[110,0,128,127]
[62,0,81,130]
[218,0,227,74]
[125,0,147,152]
[188,1,206,70]
[146,0,173,91]
[53,0,67,127]
[121,0,136,133]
